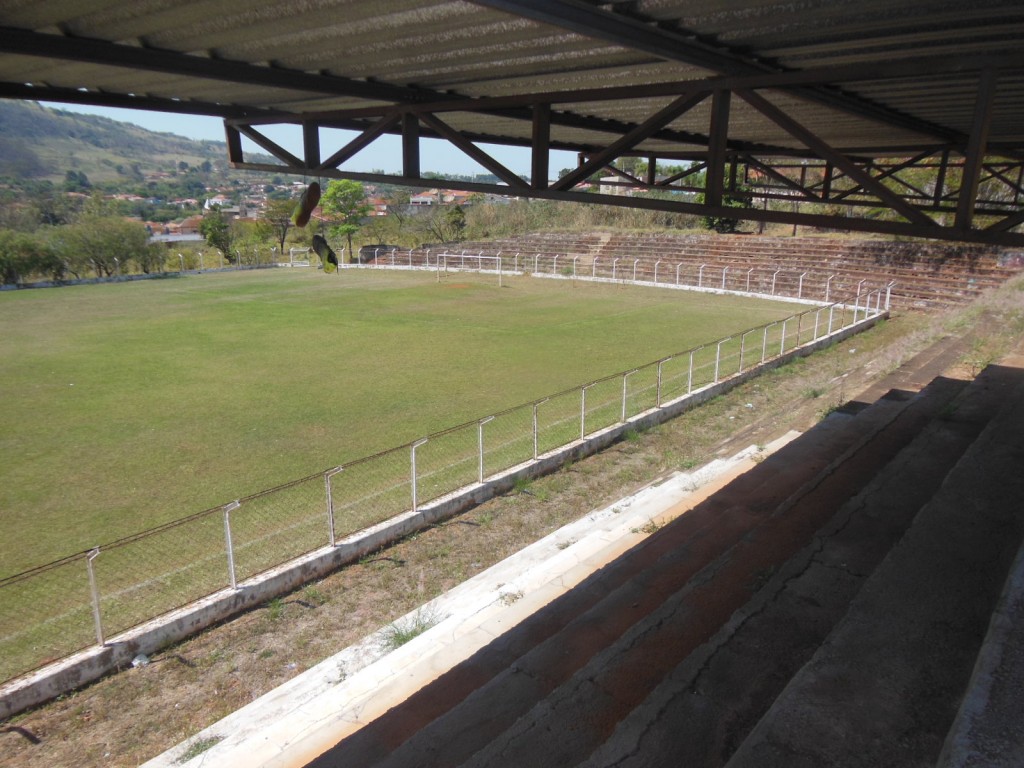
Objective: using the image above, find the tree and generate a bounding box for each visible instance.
[59,214,150,277]
[422,204,467,243]
[199,208,236,262]
[256,198,296,256]
[696,188,753,233]
[320,179,372,261]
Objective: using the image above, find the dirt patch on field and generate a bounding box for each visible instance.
[2,278,1023,768]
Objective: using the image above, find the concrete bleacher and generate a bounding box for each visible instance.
[439,233,1023,309]
[155,338,1024,767]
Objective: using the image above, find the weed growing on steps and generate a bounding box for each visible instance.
[176,735,223,764]
[381,609,441,651]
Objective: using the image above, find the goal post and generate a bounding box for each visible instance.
[437,253,504,286]
[288,247,311,267]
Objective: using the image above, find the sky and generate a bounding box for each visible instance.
[45,103,577,181]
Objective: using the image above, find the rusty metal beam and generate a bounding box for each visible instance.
[228,158,1024,247]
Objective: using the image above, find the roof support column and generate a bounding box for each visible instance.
[402,113,420,180]
[955,69,997,231]
[532,103,550,190]
[303,123,320,170]
[705,89,731,207]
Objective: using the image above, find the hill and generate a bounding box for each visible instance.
[0,100,241,184]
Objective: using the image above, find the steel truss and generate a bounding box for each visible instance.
[226,66,1024,248]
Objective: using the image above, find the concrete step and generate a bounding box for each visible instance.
[582,366,1012,768]
[724,364,1024,768]
[310,376,965,768]
[937,534,1024,768]
[449,377,970,768]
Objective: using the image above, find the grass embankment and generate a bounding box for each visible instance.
[0,268,794,576]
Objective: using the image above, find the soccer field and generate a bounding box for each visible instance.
[0,268,796,576]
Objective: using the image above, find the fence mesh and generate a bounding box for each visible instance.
[330,448,411,538]
[231,473,329,582]
[93,511,227,638]
[416,424,479,505]
[483,405,535,476]
[583,376,624,436]
[0,280,886,687]
[0,557,95,683]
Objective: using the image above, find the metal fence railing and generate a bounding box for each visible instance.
[0,268,889,688]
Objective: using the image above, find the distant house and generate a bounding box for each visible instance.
[409,190,439,206]
[179,216,204,234]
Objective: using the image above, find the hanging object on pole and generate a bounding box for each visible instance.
[292,181,321,227]
[312,233,338,273]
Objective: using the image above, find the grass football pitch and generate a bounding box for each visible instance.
[0,267,797,577]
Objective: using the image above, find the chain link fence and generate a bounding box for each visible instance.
[0,269,889,687]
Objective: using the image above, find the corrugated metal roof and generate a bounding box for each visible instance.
[1,0,1022,156]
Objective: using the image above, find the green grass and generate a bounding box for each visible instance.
[0,268,795,576]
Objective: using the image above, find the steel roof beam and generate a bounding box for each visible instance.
[470,0,966,144]
[0,26,436,106]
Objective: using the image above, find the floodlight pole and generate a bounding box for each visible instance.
[826,274,836,302]
[771,270,781,295]
[798,272,807,298]
[698,263,706,288]
[746,267,754,293]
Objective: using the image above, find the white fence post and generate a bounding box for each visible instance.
[688,349,697,394]
[325,467,343,547]
[411,439,428,513]
[656,359,664,406]
[223,501,240,590]
[533,398,548,460]
[621,370,635,422]
[478,416,494,483]
[581,384,593,439]
[721,266,728,290]
[86,548,104,646]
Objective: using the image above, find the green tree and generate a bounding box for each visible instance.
[256,198,297,257]
[199,208,236,262]
[320,179,372,261]
[696,188,753,233]
[422,204,467,243]
[59,214,150,277]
